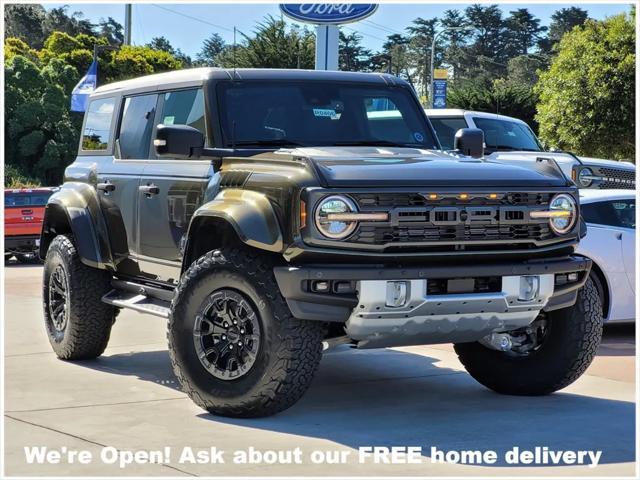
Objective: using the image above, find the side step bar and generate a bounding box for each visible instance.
[101,279,173,318]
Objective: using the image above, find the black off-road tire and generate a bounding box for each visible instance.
[454,278,603,395]
[43,235,116,359]
[168,248,324,418]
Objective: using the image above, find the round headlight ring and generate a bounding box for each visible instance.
[549,193,577,235]
[314,195,358,240]
[577,167,594,187]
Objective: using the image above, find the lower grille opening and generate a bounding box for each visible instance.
[427,276,502,295]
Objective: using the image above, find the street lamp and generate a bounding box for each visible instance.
[429,25,473,108]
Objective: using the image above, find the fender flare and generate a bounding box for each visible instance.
[186,189,284,258]
[40,183,114,269]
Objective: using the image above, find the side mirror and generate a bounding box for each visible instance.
[454,128,484,158]
[154,124,204,158]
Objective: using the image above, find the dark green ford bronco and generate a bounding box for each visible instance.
[40,69,602,417]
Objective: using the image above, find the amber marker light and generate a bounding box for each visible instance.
[488,193,498,199]
[428,193,438,200]
[299,200,307,228]
[459,193,469,200]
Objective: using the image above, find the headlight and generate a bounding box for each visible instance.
[548,193,577,234]
[577,167,594,187]
[314,195,358,239]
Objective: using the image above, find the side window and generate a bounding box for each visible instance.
[82,98,115,151]
[612,200,635,229]
[161,89,206,138]
[582,200,635,229]
[118,94,158,159]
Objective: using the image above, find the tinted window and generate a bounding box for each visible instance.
[118,94,157,159]
[161,89,206,137]
[82,98,115,150]
[582,199,635,229]
[473,117,542,153]
[429,117,469,149]
[216,82,436,148]
[5,192,53,206]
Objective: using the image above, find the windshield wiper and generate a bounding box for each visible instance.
[485,145,540,152]
[232,139,305,148]
[331,140,425,148]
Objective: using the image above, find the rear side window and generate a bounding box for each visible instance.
[429,117,468,149]
[5,192,53,206]
[582,199,635,229]
[118,94,158,159]
[161,89,206,137]
[82,98,115,151]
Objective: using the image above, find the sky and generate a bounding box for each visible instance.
[44,2,634,58]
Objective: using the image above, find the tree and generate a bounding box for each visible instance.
[217,16,315,69]
[448,78,538,129]
[440,9,472,78]
[406,17,438,97]
[464,4,508,72]
[4,4,47,49]
[535,13,635,159]
[42,6,95,39]
[539,7,589,52]
[97,17,124,46]
[506,54,548,87]
[4,31,184,185]
[196,33,227,66]
[339,31,372,72]
[504,9,547,56]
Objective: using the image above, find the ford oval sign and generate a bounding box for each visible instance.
[279,4,379,25]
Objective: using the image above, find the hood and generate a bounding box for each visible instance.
[292,147,568,188]
[578,156,636,170]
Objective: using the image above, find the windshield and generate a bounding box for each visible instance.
[472,116,542,153]
[216,81,437,149]
[5,192,53,207]
[428,117,469,149]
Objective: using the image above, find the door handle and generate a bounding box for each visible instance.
[139,184,160,196]
[97,181,116,193]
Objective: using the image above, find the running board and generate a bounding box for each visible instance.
[102,290,170,318]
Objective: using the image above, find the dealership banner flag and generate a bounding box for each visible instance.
[70,59,98,112]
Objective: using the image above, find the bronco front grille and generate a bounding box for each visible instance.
[343,192,564,249]
[592,166,636,189]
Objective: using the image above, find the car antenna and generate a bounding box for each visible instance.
[233,26,237,79]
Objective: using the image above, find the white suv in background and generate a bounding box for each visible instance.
[426,109,636,190]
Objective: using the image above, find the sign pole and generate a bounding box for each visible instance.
[315,25,339,70]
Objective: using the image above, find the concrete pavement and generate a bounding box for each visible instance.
[3,262,636,476]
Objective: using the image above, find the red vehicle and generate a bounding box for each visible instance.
[5,188,57,263]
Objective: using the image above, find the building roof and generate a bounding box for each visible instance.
[93,68,408,94]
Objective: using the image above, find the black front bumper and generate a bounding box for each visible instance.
[274,256,592,322]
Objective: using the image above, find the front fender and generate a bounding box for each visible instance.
[40,183,113,269]
[190,189,284,253]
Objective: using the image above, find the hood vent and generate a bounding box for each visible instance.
[220,171,251,188]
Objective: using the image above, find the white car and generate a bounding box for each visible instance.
[576,190,635,323]
[425,109,636,190]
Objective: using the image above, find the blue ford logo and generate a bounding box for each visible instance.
[279,4,379,25]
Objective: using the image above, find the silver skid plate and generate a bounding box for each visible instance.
[346,275,554,348]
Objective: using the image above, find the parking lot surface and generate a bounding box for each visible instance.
[4,263,636,476]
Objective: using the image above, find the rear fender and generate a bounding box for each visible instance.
[40,183,113,269]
